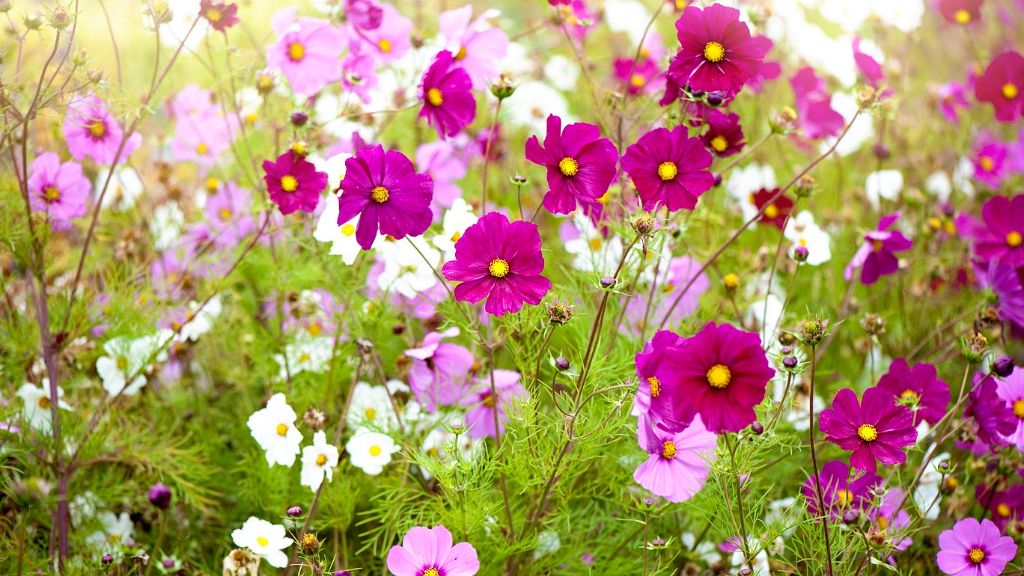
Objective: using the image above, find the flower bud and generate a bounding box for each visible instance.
[599,276,616,289]
[960,332,988,363]
[792,245,809,263]
[490,74,517,100]
[856,86,877,110]
[750,421,764,435]
[510,174,527,186]
[49,7,70,30]
[872,143,890,160]
[256,72,276,95]
[303,408,326,431]
[783,356,798,368]
[861,313,885,336]
[290,110,309,127]
[799,318,829,346]
[147,483,172,510]
[300,532,320,554]
[722,273,739,293]
[993,356,1015,378]
[554,357,570,371]
[0,0,12,13]
[842,509,860,524]
[706,92,725,107]
[795,174,815,198]
[287,506,303,517]
[290,140,308,156]
[632,213,655,235]
[770,106,798,134]
[102,554,114,565]
[162,558,176,569]
[546,300,574,325]
[24,12,44,30]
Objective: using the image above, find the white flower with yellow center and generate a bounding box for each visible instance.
[314,195,372,263]
[231,517,292,568]
[300,431,340,491]
[376,236,440,298]
[433,198,478,260]
[96,335,165,397]
[176,295,223,342]
[346,429,399,476]
[346,382,399,431]
[273,333,334,380]
[783,211,832,266]
[16,380,71,433]
[85,511,133,555]
[247,393,303,467]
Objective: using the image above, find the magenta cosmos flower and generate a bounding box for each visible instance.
[975,51,1024,123]
[876,358,950,426]
[937,518,1017,576]
[634,414,717,503]
[461,370,525,439]
[966,375,1016,448]
[266,8,345,97]
[995,369,1024,450]
[27,153,90,228]
[801,459,881,520]
[844,211,913,285]
[63,94,141,165]
[336,144,434,250]
[701,109,745,157]
[938,0,983,25]
[405,327,474,412]
[652,322,773,433]
[387,525,479,576]
[790,66,844,140]
[621,126,714,212]
[419,50,476,139]
[633,330,685,416]
[262,150,328,215]
[968,195,1024,267]
[819,387,918,472]
[199,0,239,32]
[525,114,618,221]
[667,3,770,96]
[441,212,552,316]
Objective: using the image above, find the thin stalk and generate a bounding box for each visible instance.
[807,346,834,576]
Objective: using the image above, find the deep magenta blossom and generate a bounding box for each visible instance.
[965,375,1016,448]
[801,459,881,520]
[262,151,328,215]
[852,36,884,87]
[419,50,476,139]
[63,94,141,165]
[621,126,714,212]
[386,525,479,576]
[613,57,663,96]
[336,145,434,250]
[936,518,1017,576]
[27,153,90,228]
[819,387,918,472]
[405,327,474,412]
[967,195,1024,267]
[972,139,1008,188]
[976,484,1024,533]
[461,370,525,439]
[876,358,950,426]
[975,51,1024,123]
[525,114,618,222]
[266,7,345,97]
[633,330,685,417]
[844,211,914,285]
[701,109,745,157]
[790,66,844,140]
[652,322,774,433]
[441,212,552,316]
[634,414,717,503]
[667,3,770,96]
[938,82,970,123]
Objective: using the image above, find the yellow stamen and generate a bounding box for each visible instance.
[378,39,392,53]
[288,41,305,62]
[450,230,462,243]
[455,46,467,61]
[38,396,51,410]
[661,441,677,459]
[588,237,603,251]
[900,389,919,405]
[872,239,885,252]
[88,120,106,138]
[764,204,779,219]
[723,273,739,289]
[703,41,726,63]
[257,536,269,547]
[42,186,61,203]
[1007,231,1022,248]
[219,208,233,221]
[371,186,389,203]
[647,376,661,398]
[630,74,646,88]
[1014,400,1024,419]
[423,569,440,576]
[365,407,376,421]
[281,175,298,192]
[558,157,579,177]
[969,548,985,564]
[426,88,444,107]
[954,9,971,24]
[369,445,382,456]
[315,453,327,466]
[836,489,854,507]
[857,424,878,442]
[657,161,678,182]
[979,156,995,172]
[488,258,510,278]
[196,142,209,155]
[710,135,729,153]
[1004,83,1019,100]
[206,7,222,22]
[706,364,731,389]
[276,423,289,436]
[341,223,356,237]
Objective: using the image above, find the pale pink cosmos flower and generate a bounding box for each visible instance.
[266,7,346,97]
[634,414,717,503]
[438,5,509,89]
[27,153,91,229]
[386,525,479,576]
[352,4,412,63]
[63,94,141,165]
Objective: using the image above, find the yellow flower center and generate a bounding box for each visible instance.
[288,41,305,62]
[588,237,603,251]
[369,445,382,457]
[647,376,661,398]
[423,569,440,576]
[116,356,129,370]
[630,74,646,88]
[219,208,233,220]
[979,156,995,172]
[703,41,726,63]
[280,175,298,192]
[427,88,444,107]
[872,239,885,252]
[723,273,739,289]
[954,9,971,24]
[341,223,356,237]
[1007,231,1022,248]
[706,364,731,389]
[365,407,376,421]
[450,230,462,243]
[661,441,677,459]
[276,423,289,436]
[1003,83,1019,100]
[371,186,390,203]
[315,453,327,466]
[857,424,878,442]
[876,516,889,530]
[455,46,467,61]
[307,322,322,336]
[710,135,728,152]
[488,258,510,278]
[42,186,61,203]
[657,161,678,181]
[900,389,919,405]
[205,177,220,191]
[38,396,51,409]
[1014,400,1024,419]
[291,141,307,155]
[482,393,497,407]
[836,489,854,507]
[88,119,106,138]
[997,503,1011,517]
[969,548,985,564]
[206,7,222,22]
[764,204,780,219]
[378,39,392,53]
[256,536,269,547]
[558,157,579,177]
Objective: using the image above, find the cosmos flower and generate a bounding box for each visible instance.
[386,525,479,576]
[701,109,745,157]
[96,334,167,397]
[844,211,914,285]
[965,375,1016,448]
[972,139,1008,188]
[666,3,770,96]
[439,5,509,89]
[314,195,372,263]
[199,0,239,32]
[27,153,90,228]
[613,57,663,96]
[801,459,882,520]
[869,488,912,552]
[246,393,303,467]
[977,484,1024,533]
[852,36,885,87]
[376,236,440,298]
[936,518,1017,576]
[63,94,141,165]
[937,0,983,25]
[652,322,774,433]
[16,381,71,433]
[433,199,477,260]
[819,387,918,472]
[621,125,715,212]
[461,369,526,439]
[204,181,255,247]
[343,0,383,32]
[976,261,1024,327]
[405,327,475,411]
[751,188,794,231]
[231,517,292,568]
[525,114,618,222]
[86,511,134,555]
[625,257,709,337]
[416,140,469,215]
[300,431,339,491]
[937,82,970,123]
[975,51,1024,123]
[336,144,434,250]
[262,150,328,215]
[633,414,717,503]
[441,212,552,316]
[352,3,412,62]
[265,7,345,97]
[876,359,950,426]
[790,67,845,140]
[966,195,1024,267]
[346,429,400,475]
[783,211,832,266]
[633,330,685,417]
[419,50,476,139]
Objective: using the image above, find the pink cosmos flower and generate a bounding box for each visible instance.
[876,359,950,426]
[204,181,255,247]
[870,488,912,552]
[937,82,970,123]
[169,85,236,169]
[416,140,468,215]
[667,3,770,96]
[852,36,884,87]
[266,8,346,97]
[995,369,1024,450]
[746,37,781,93]
[652,322,774,433]
[790,67,844,140]
[262,150,328,215]
[701,109,745,157]
[976,261,1024,327]
[633,330,685,417]
[844,212,914,285]
[336,145,434,250]
[341,42,378,104]
[801,459,881,520]
[969,195,1024,267]
[405,327,475,412]
[386,525,479,576]
[621,126,714,212]
[439,5,509,90]
[461,369,525,439]
[975,51,1024,123]
[936,518,1017,576]
[199,0,239,32]
[353,4,412,63]
[937,0,983,25]
[345,0,383,31]
[752,188,794,231]
[526,114,618,222]
[977,484,1024,533]
[819,387,918,472]
[63,94,141,165]
[634,414,717,503]
[972,138,1008,188]
[441,212,552,316]
[27,153,90,228]
[625,257,708,337]
[966,375,1016,449]
[419,50,476,139]
[613,57,663,96]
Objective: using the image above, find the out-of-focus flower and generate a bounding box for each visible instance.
[965,195,1024,267]
[971,138,1008,188]
[937,82,970,123]
[937,0,983,25]
[266,8,345,97]
[844,211,913,285]
[461,369,525,439]
[876,359,950,426]
[16,380,71,433]
[621,125,714,212]
[86,512,133,555]
[199,0,238,32]
[433,199,477,260]
[790,67,844,139]
[63,94,141,165]
[352,4,412,63]
[701,109,745,157]
[801,459,881,520]
[406,327,474,411]
[783,211,832,266]
[27,153,89,229]
[376,236,440,298]
[751,188,794,231]
[439,5,508,90]
[975,51,1024,123]
[231,517,292,568]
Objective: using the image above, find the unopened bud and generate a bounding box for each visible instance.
[554,357,570,371]
[287,506,303,517]
[600,276,616,289]
[993,356,1015,378]
[633,213,655,235]
[792,245,809,263]
[750,421,764,435]
[290,110,309,127]
[722,273,739,292]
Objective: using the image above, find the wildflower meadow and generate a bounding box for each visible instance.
[4,0,1024,574]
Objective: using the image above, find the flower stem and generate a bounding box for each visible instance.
[807,345,834,576]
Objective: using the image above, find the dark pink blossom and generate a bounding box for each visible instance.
[975,51,1024,123]
[790,67,844,140]
[968,195,1024,267]
[801,459,881,519]
[667,3,770,96]
[419,50,476,139]
[621,125,714,212]
[819,387,918,472]
[262,150,328,215]
[876,358,950,426]
[701,109,745,157]
[844,212,914,285]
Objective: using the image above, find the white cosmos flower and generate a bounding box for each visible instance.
[865,169,904,209]
[153,0,209,50]
[565,213,624,274]
[274,334,334,380]
[314,195,371,264]
[300,431,340,491]
[913,450,949,520]
[96,334,167,397]
[96,166,144,211]
[502,81,570,134]
[150,202,185,251]
[246,393,303,467]
[86,511,133,555]
[433,198,478,261]
[231,517,292,568]
[925,170,952,203]
[16,380,71,433]
[346,429,399,475]
[310,153,348,193]
[543,55,579,91]
[347,381,399,431]
[726,164,776,222]
[177,295,223,342]
[376,236,439,298]
[784,211,832,266]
